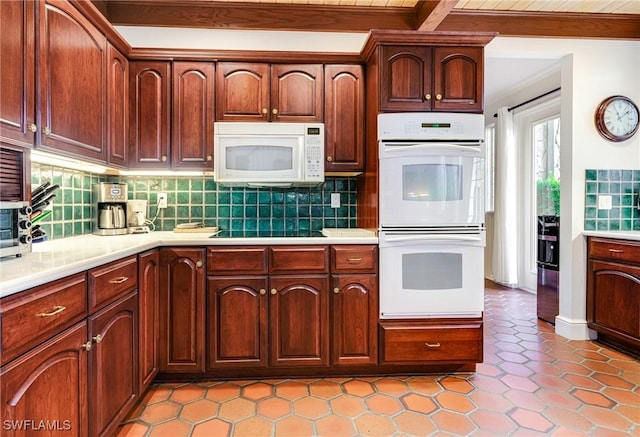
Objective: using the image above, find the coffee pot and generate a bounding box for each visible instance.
[98,204,126,229]
[93,183,128,236]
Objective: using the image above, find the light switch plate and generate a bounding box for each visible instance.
[597,195,612,210]
[331,193,341,208]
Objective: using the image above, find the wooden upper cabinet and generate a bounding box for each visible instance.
[38,0,107,161]
[0,0,36,148]
[271,64,323,122]
[216,62,270,121]
[216,63,322,122]
[433,46,483,112]
[129,61,171,168]
[172,62,215,169]
[107,44,129,168]
[324,65,364,172]
[379,45,483,113]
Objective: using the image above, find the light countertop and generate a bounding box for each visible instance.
[0,231,378,299]
[583,230,640,242]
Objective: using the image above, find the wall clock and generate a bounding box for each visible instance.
[594,95,639,142]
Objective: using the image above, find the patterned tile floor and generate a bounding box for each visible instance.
[118,282,640,436]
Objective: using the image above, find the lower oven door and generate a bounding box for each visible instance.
[379,231,485,319]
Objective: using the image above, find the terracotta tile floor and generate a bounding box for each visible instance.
[118,282,640,436]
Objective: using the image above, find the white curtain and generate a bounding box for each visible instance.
[492,107,519,286]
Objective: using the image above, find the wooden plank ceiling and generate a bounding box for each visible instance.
[97,0,640,39]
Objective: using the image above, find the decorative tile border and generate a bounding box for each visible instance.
[584,169,640,231]
[31,164,357,240]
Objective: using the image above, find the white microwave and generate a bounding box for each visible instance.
[214,122,324,187]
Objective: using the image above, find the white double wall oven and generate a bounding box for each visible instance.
[378,113,486,319]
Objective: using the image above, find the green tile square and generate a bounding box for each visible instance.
[83,206,92,219]
[272,220,284,231]
[335,179,347,191]
[218,206,230,218]
[136,179,148,191]
[83,190,91,203]
[74,205,82,219]
[177,192,190,204]
[584,207,597,219]
[621,182,633,194]
[135,192,149,201]
[231,219,244,231]
[217,183,230,192]
[176,205,189,218]
[217,218,230,230]
[324,206,336,217]
[63,222,73,236]
[191,206,203,218]
[177,179,190,191]
[190,192,203,204]
[609,220,620,230]
[285,192,297,204]
[337,206,348,217]
[163,206,176,218]
[232,192,244,204]
[83,221,92,234]
[610,183,621,193]
[271,205,284,218]
[323,218,336,228]
[285,206,297,217]
[259,206,271,218]
[245,206,257,218]
[73,222,83,234]
[205,192,217,204]
[272,192,284,204]
[349,218,357,227]
[337,218,348,227]
[298,219,310,231]
[245,192,257,204]
[53,206,63,221]
[63,189,73,203]
[63,206,73,220]
[62,171,73,187]
[148,179,162,191]
[259,219,271,231]
[297,206,310,218]
[596,220,609,230]
[585,195,597,207]
[205,206,216,218]
[311,206,323,217]
[191,179,203,191]
[163,179,177,191]
[218,192,230,205]
[349,206,357,218]
[162,219,176,231]
[285,219,296,231]
[622,170,633,181]
[597,182,609,193]
[245,219,257,231]
[610,208,620,219]
[311,219,323,231]
[597,209,609,219]
[609,170,621,181]
[310,192,322,204]
[166,192,177,205]
[258,192,271,204]
[621,220,632,230]
[297,192,309,204]
[612,195,621,207]
[622,207,633,219]
[349,178,357,191]
[204,179,216,191]
[52,223,63,238]
[597,170,609,181]
[231,206,243,217]
[323,179,335,191]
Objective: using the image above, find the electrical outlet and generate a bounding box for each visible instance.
[597,194,612,210]
[157,193,168,209]
[331,192,341,208]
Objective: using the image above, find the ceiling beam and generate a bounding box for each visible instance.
[414,0,459,31]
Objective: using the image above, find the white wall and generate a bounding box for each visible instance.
[485,37,640,340]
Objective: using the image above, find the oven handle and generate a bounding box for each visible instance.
[383,235,482,243]
[381,143,482,155]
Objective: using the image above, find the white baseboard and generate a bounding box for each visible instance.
[555,315,597,340]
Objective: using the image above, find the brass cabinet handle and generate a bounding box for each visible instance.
[424,342,441,348]
[109,276,128,284]
[262,108,268,114]
[424,94,431,100]
[42,127,51,135]
[270,288,277,295]
[81,341,92,351]
[333,287,340,294]
[93,334,103,344]
[326,156,333,162]
[196,260,203,268]
[272,108,278,115]
[28,123,37,133]
[259,288,266,295]
[161,155,167,162]
[347,257,362,263]
[38,305,66,317]
[436,94,442,100]
[608,249,624,253]
[207,155,213,162]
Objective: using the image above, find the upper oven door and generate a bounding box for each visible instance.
[379,142,485,227]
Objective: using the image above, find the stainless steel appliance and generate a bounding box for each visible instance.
[214,122,324,187]
[0,201,32,258]
[377,113,486,319]
[94,183,128,236]
[537,215,559,324]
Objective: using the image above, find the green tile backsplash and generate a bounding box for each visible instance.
[31,163,357,240]
[584,169,640,231]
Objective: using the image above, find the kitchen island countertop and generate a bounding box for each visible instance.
[0,231,378,299]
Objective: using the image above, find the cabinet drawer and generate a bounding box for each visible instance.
[270,246,329,274]
[208,246,268,275]
[588,237,640,266]
[379,320,482,364]
[88,256,138,313]
[1,273,87,365]
[331,245,377,273]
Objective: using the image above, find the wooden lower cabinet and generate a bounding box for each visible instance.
[269,275,330,367]
[88,292,138,437]
[0,322,89,436]
[138,249,160,393]
[207,276,268,369]
[159,248,206,373]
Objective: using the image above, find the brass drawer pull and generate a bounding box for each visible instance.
[424,342,441,348]
[109,276,129,284]
[270,288,277,295]
[259,289,266,295]
[347,257,362,263]
[93,334,103,344]
[333,287,340,294]
[81,341,92,351]
[38,305,66,317]
[608,249,624,253]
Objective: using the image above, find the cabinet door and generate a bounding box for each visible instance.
[172,62,215,169]
[331,274,378,366]
[324,65,364,172]
[0,322,89,437]
[159,248,206,373]
[129,61,171,168]
[216,62,270,121]
[271,64,323,122]
[107,44,129,168]
[39,0,107,161]
[0,0,35,147]
[269,275,329,367]
[138,249,159,394]
[207,276,268,369]
[379,46,432,112]
[433,46,483,112]
[587,260,640,345]
[88,292,138,437]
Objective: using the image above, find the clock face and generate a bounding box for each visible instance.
[596,96,640,142]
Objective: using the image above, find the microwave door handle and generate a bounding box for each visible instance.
[382,143,482,155]
[247,183,293,188]
[385,235,482,243]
